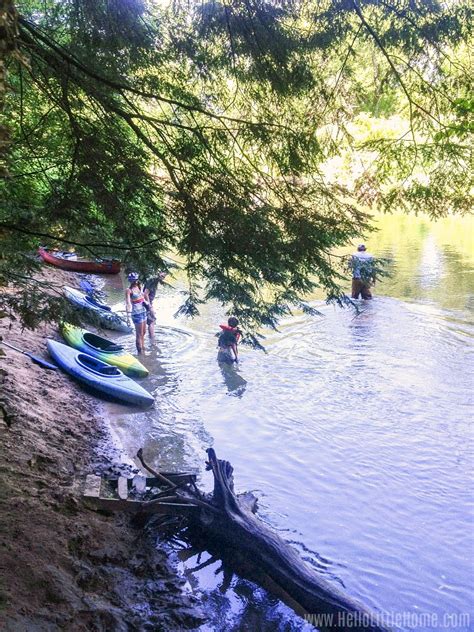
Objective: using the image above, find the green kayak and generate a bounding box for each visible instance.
[61,324,149,378]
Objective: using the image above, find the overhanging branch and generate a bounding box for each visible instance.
[0,223,164,253]
[18,16,289,131]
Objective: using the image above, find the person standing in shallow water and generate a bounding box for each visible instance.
[143,271,166,340]
[217,317,241,364]
[351,244,376,300]
[125,273,150,353]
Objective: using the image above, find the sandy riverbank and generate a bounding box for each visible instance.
[0,268,203,631]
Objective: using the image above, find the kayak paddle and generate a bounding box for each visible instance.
[1,341,58,370]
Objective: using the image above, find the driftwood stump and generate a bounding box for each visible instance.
[135,448,392,631]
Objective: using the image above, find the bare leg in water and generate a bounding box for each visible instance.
[147,308,156,341]
[135,320,146,353]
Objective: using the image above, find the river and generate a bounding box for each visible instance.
[104,212,473,632]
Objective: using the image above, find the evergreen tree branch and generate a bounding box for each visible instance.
[18,16,289,130]
[351,0,445,127]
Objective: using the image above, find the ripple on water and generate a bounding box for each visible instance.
[106,291,473,631]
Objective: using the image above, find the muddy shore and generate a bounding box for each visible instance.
[0,269,204,631]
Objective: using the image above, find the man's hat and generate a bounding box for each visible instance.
[357,244,367,251]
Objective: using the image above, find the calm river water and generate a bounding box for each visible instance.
[106,213,473,631]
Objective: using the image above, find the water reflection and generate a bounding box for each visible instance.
[177,545,315,632]
[368,213,473,309]
[101,213,473,632]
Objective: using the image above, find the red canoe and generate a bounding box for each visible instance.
[38,248,121,275]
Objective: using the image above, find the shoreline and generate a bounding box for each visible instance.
[0,268,204,631]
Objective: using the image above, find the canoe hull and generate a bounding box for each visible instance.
[47,340,154,407]
[64,286,132,333]
[61,324,149,378]
[39,248,120,274]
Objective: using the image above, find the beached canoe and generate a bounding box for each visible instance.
[47,340,154,407]
[64,286,132,333]
[38,247,120,274]
[61,324,149,378]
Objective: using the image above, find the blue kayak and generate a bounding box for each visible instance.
[47,340,154,407]
[64,286,132,333]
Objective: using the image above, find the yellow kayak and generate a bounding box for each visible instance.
[61,324,149,378]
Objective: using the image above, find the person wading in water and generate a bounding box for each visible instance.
[143,271,166,340]
[217,317,241,364]
[125,273,151,353]
[351,244,376,300]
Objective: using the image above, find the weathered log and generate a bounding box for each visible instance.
[185,449,392,632]
[83,450,392,630]
[136,448,392,632]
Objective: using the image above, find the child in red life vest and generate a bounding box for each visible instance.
[217,317,241,364]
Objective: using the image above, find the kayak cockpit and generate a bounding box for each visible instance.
[83,332,124,353]
[76,353,122,377]
[84,295,111,311]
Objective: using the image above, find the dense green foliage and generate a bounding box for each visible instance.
[1,0,472,333]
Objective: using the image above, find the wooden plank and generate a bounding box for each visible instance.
[160,472,197,484]
[82,497,142,513]
[117,477,129,500]
[83,475,102,498]
[146,474,197,486]
[98,472,197,486]
[81,496,190,515]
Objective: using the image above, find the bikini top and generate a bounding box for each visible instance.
[130,287,145,304]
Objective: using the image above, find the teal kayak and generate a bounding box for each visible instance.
[64,286,132,333]
[47,340,154,407]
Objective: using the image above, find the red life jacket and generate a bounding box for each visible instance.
[219,324,241,344]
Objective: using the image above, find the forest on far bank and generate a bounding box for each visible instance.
[1,0,472,333]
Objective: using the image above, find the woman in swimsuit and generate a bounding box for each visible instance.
[125,273,150,353]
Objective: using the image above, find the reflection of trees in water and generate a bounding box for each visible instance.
[368,213,473,309]
[219,363,247,398]
[228,579,296,632]
[437,247,474,310]
[182,550,304,632]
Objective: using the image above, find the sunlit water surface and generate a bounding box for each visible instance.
[104,214,473,631]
